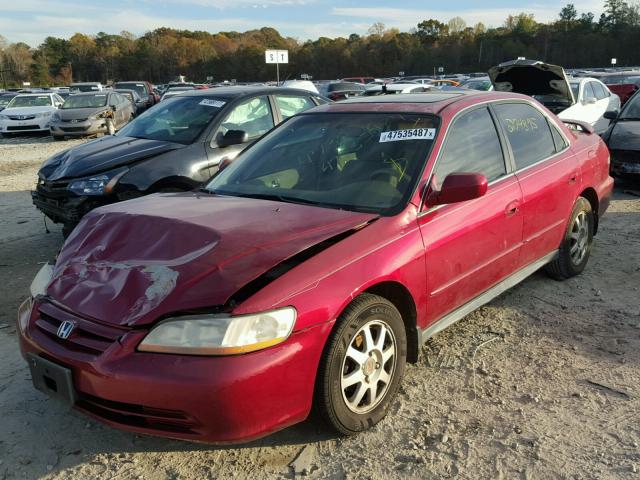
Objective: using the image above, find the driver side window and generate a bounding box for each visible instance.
[433,107,506,188]
[216,96,274,142]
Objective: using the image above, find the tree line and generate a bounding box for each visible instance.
[1,0,639,87]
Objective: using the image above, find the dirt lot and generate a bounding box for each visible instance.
[0,135,639,480]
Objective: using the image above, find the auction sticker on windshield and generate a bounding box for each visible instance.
[199,99,226,108]
[379,128,436,142]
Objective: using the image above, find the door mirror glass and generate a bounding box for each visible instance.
[427,173,488,207]
[218,129,248,148]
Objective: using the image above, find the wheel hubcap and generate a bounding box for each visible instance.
[340,320,396,414]
[569,211,589,265]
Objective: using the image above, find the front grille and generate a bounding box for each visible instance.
[610,150,640,165]
[35,302,126,356]
[36,180,70,197]
[8,115,35,120]
[66,118,88,123]
[76,393,198,434]
[60,126,89,132]
[7,125,39,130]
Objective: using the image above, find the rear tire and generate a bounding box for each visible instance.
[315,293,407,435]
[545,197,594,280]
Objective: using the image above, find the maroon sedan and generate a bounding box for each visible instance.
[18,91,613,443]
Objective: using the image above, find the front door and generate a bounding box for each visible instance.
[204,95,275,176]
[419,106,523,326]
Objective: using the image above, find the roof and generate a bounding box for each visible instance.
[310,91,531,115]
[68,91,111,97]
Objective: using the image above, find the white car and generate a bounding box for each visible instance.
[0,93,64,136]
[364,82,431,96]
[489,59,620,134]
[562,77,620,134]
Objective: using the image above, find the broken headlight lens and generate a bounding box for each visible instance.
[138,307,297,355]
[30,263,53,297]
[68,169,127,196]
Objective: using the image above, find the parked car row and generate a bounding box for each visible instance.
[18,86,614,444]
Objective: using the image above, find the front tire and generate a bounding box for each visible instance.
[315,293,407,435]
[545,197,594,280]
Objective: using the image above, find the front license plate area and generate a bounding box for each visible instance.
[27,353,77,405]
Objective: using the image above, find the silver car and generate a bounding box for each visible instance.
[49,91,135,140]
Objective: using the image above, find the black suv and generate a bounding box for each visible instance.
[33,86,328,236]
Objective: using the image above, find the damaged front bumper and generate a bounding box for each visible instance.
[18,298,332,443]
[31,185,109,225]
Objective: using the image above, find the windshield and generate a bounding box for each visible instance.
[206,113,439,215]
[0,96,14,107]
[7,95,52,108]
[61,94,107,109]
[115,83,147,97]
[620,92,640,119]
[117,95,225,144]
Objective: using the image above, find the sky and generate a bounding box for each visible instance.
[0,0,606,46]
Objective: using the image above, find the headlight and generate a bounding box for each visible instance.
[51,113,61,122]
[30,263,53,298]
[68,169,127,196]
[138,307,297,355]
[0,114,8,120]
[36,111,53,118]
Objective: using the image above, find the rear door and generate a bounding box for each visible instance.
[272,94,317,122]
[492,101,580,266]
[419,105,523,325]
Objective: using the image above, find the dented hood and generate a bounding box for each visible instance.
[47,193,378,326]
[38,135,185,181]
[489,59,575,104]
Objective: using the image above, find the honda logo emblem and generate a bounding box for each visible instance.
[56,321,74,339]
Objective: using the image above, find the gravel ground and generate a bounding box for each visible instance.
[0,134,639,480]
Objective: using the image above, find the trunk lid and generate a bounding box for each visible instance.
[489,59,575,107]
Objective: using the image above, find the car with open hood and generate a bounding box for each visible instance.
[49,91,135,140]
[32,86,327,236]
[489,59,620,134]
[18,91,613,443]
[602,89,640,176]
[0,93,64,136]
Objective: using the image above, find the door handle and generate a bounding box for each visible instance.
[505,201,520,216]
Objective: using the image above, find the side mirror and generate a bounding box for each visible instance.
[426,172,488,208]
[583,96,597,105]
[603,110,618,120]
[218,129,248,148]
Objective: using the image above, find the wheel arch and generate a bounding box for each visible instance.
[146,176,199,193]
[579,187,599,234]
[364,281,420,363]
